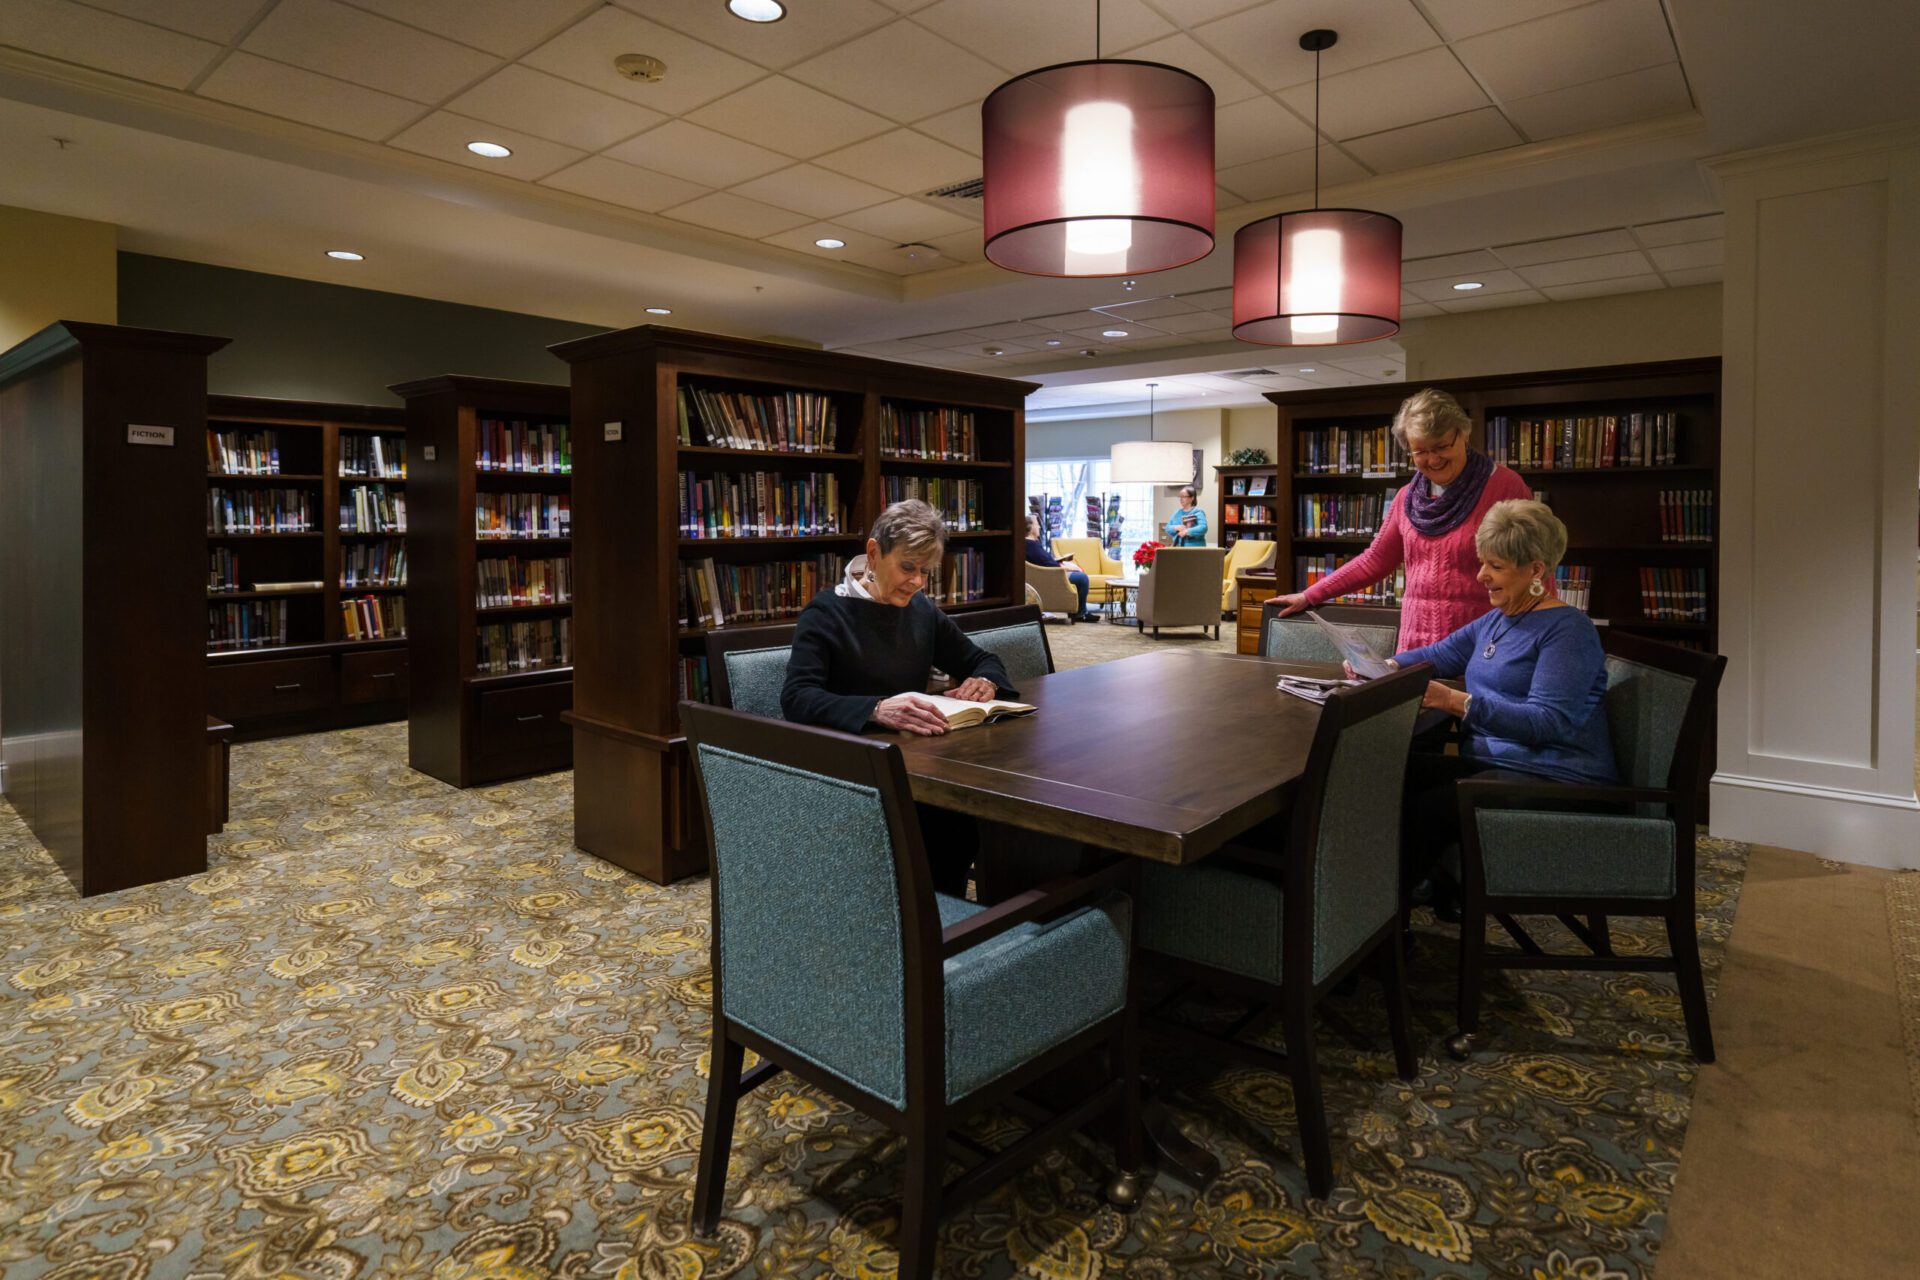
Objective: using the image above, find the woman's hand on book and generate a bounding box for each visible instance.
[873,693,949,735]
[948,676,997,703]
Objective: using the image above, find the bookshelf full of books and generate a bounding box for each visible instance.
[392,377,573,787]
[553,325,1031,883]
[1217,464,1280,550]
[203,398,414,740]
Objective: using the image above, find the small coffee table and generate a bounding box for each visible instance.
[1109,577,1143,627]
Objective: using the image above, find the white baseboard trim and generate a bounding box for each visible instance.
[1710,772,1920,869]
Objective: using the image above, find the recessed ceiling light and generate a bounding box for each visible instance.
[728,0,786,21]
[1102,329,1129,337]
[325,250,364,261]
[1298,367,1315,373]
[1044,339,1063,346]
[1452,280,1483,291]
[813,237,845,249]
[645,307,673,315]
[467,140,512,158]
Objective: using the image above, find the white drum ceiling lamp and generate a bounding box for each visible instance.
[1232,30,1402,346]
[1111,382,1191,484]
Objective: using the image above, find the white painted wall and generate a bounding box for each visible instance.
[1708,125,1920,868]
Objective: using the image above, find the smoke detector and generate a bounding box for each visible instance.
[615,54,667,83]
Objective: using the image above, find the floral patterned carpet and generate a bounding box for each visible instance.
[0,715,1747,1280]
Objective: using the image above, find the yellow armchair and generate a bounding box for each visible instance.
[1221,538,1278,613]
[1049,538,1125,605]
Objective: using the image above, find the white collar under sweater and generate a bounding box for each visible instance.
[835,555,876,600]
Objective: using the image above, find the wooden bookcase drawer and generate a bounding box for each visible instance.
[341,648,408,704]
[476,680,572,750]
[209,655,335,720]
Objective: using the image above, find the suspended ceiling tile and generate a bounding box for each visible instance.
[1400,301,1446,318]
[448,65,666,152]
[1216,144,1369,202]
[1149,0,1271,24]
[1195,0,1445,91]
[1407,268,1535,302]
[913,0,1171,72]
[846,243,951,274]
[605,121,792,189]
[537,156,711,214]
[685,77,894,159]
[1433,288,1549,312]
[659,190,813,239]
[1648,239,1724,272]
[1068,326,1167,343]
[1514,249,1657,288]
[348,0,593,58]
[522,5,767,117]
[1147,310,1233,334]
[848,337,951,357]
[1540,273,1665,300]
[1024,312,1098,331]
[1662,266,1723,288]
[242,0,499,101]
[759,220,896,256]
[969,320,1053,339]
[1215,97,1316,168]
[731,164,896,220]
[1180,287,1235,309]
[837,197,977,241]
[1494,229,1640,266]
[1453,0,1677,103]
[814,129,978,196]
[1277,46,1491,141]
[1109,32,1263,104]
[911,104,984,156]
[0,0,224,89]
[387,111,586,181]
[624,0,897,70]
[82,0,266,43]
[872,0,940,11]
[198,52,427,141]
[928,229,987,262]
[1633,213,1725,248]
[1501,62,1693,141]
[1098,296,1205,320]
[1402,249,1504,281]
[786,22,1005,121]
[1342,107,1522,174]
[1416,0,1593,41]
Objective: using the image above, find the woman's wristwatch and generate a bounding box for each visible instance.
[1460,692,1473,719]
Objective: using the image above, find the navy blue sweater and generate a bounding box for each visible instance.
[781,589,1016,733]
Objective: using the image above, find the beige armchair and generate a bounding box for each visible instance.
[1048,537,1124,605]
[1221,538,1278,614]
[1024,563,1081,619]
[1136,546,1226,638]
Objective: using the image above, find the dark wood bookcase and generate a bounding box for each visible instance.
[204,396,411,739]
[1,321,227,894]
[551,325,1033,884]
[392,376,572,788]
[1215,461,1283,549]
[1263,358,1723,650]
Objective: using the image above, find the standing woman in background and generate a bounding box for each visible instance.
[1271,388,1536,649]
[1163,485,1208,546]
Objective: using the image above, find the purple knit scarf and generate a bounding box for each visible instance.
[1404,449,1494,538]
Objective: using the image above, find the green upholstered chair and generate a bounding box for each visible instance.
[1260,604,1401,665]
[681,704,1143,1279]
[953,604,1054,683]
[1448,631,1727,1063]
[704,623,798,719]
[1137,663,1431,1198]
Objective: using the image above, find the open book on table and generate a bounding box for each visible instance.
[920,693,1036,730]
[1306,610,1396,679]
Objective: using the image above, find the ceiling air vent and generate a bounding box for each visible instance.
[924,177,984,200]
[1219,369,1281,380]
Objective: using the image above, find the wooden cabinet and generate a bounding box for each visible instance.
[340,647,409,704]
[207,640,409,737]
[1236,575,1278,653]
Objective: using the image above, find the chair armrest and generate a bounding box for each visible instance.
[940,858,1133,958]
[1456,777,1673,814]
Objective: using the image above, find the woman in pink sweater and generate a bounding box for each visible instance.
[1273,389,1534,650]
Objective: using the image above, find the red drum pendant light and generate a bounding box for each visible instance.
[982,2,1215,277]
[1233,30,1401,346]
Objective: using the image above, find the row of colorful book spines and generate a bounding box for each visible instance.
[342,489,406,530]
[339,436,405,477]
[1484,412,1678,469]
[208,429,282,475]
[344,543,406,586]
[1222,504,1277,524]
[478,558,573,608]
[678,472,846,539]
[1638,568,1710,621]
[341,595,406,642]
[1225,479,1272,495]
[682,555,847,628]
[476,419,571,473]
[1658,490,1715,541]
[209,490,315,533]
[678,656,712,704]
[1293,556,1407,606]
[475,495,571,538]
[879,410,978,462]
[208,599,288,651]
[475,618,571,675]
[1294,491,1398,536]
[881,480,987,528]
[1295,428,1410,475]
[677,386,839,453]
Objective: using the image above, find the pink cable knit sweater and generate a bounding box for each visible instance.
[1303,464,1534,649]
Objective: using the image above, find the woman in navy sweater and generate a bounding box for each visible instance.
[1373,499,1616,916]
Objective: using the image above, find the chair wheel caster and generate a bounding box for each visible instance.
[1445,1032,1475,1060]
[1104,1170,1146,1210]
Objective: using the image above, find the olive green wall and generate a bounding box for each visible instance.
[116,254,606,405]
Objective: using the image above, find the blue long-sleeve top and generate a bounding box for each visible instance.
[1394,605,1617,784]
[1164,506,1207,545]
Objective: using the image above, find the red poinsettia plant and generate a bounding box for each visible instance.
[1132,540,1164,569]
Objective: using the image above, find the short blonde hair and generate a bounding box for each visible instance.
[1475,499,1567,573]
[1392,388,1473,449]
[869,499,946,562]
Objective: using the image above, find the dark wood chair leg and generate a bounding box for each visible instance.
[1448,903,1487,1059]
[1281,992,1333,1199]
[1378,938,1417,1080]
[1587,913,1614,955]
[692,1023,745,1235]
[896,1120,944,1280]
[1665,907,1716,1063]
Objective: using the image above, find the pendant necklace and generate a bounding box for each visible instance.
[1482,597,1543,659]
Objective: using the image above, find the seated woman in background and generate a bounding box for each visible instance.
[1024,515,1097,621]
[1370,499,1616,916]
[783,500,1016,893]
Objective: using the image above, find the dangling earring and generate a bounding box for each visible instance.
[1528,577,1546,598]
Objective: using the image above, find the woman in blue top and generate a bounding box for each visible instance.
[1163,485,1208,546]
[1364,499,1615,917]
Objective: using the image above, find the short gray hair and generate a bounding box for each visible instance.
[1392,388,1473,449]
[1475,499,1567,572]
[869,499,946,561]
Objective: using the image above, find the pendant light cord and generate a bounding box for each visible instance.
[1312,43,1321,210]
[1095,0,1101,59]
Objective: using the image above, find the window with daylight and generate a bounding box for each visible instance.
[1025,458,1156,567]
